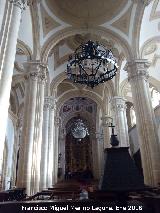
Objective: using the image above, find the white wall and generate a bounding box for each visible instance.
[140,1,160,49]
[18,7,33,52]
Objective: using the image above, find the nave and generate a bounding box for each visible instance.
[0,0,160,212]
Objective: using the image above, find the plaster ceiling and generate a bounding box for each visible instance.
[46,0,127,26]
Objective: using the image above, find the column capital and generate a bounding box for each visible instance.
[54,117,61,127]
[101,115,113,127]
[43,96,56,111]
[59,131,66,140]
[9,0,30,10]
[111,96,127,111]
[124,59,150,82]
[38,67,48,84]
[23,61,48,82]
[131,0,152,6]
[95,132,104,141]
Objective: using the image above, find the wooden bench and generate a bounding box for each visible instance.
[25,190,80,201]
[49,190,80,200]
[0,188,26,201]
[0,191,10,202]
[24,191,53,201]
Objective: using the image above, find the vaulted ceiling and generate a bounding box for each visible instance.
[12,0,160,114]
[46,0,128,27]
[40,0,135,47]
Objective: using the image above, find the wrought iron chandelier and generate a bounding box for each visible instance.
[71,119,89,141]
[67,40,118,88]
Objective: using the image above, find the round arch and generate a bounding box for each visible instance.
[17,39,32,59]
[50,72,115,98]
[41,26,133,63]
[140,36,160,58]
[61,106,96,132]
[56,90,104,115]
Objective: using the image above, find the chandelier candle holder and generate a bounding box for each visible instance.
[67,40,118,88]
[71,119,89,141]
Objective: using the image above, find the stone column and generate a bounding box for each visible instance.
[58,131,66,181]
[53,117,60,184]
[47,97,55,188]
[0,0,6,31]
[126,102,133,129]
[30,68,46,195]
[40,96,55,189]
[96,133,104,178]
[100,116,112,182]
[125,59,160,186]
[111,97,129,147]
[39,97,50,190]
[101,94,112,148]
[0,0,27,182]
[91,135,99,179]
[16,61,47,195]
[101,115,113,148]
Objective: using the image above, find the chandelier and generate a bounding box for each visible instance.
[67,40,118,88]
[71,119,89,141]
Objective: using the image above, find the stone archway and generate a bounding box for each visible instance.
[65,117,92,178]
[57,96,103,180]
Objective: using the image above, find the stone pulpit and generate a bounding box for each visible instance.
[100,124,145,192]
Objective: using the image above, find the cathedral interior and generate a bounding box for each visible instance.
[0,0,160,211]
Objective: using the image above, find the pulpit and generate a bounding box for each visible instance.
[100,147,145,192]
[100,124,145,194]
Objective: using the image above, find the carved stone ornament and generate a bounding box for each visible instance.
[101,115,113,127]
[131,0,152,6]
[9,0,28,10]
[111,97,127,112]
[54,117,61,126]
[142,0,152,6]
[29,71,39,81]
[112,103,126,111]
[143,43,157,56]
[43,97,55,110]
[124,59,150,81]
[23,61,48,82]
